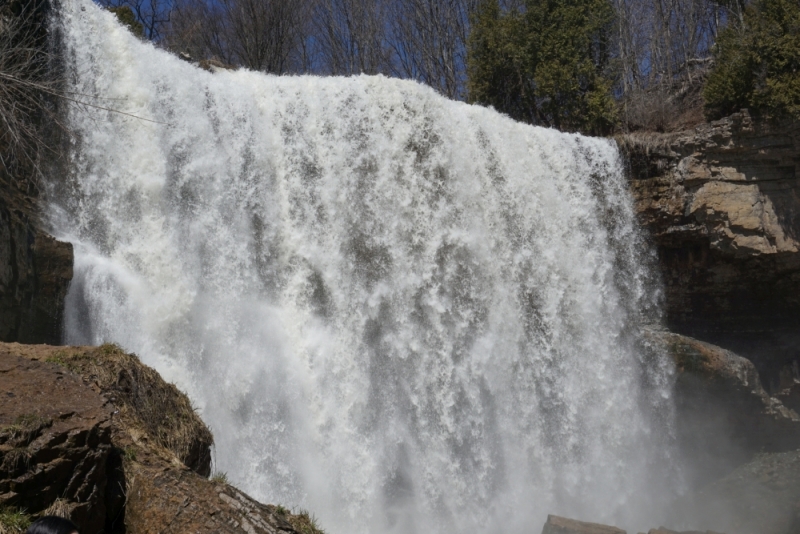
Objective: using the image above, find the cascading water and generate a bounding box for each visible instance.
[49,1,677,532]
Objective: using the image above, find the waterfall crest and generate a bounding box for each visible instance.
[51,1,675,532]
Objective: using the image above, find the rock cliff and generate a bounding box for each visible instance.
[0,0,73,346]
[620,111,800,389]
[0,175,73,345]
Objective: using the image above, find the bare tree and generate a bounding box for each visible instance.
[99,0,172,41]
[168,0,312,73]
[0,1,65,173]
[389,0,477,99]
[612,0,741,130]
[312,0,392,75]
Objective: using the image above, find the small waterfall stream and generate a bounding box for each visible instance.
[50,2,676,532]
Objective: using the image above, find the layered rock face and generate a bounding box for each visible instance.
[621,111,800,388]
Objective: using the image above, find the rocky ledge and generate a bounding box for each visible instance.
[0,342,322,534]
[619,111,800,389]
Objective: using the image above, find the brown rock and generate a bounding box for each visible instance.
[645,329,800,489]
[619,111,800,388]
[125,465,299,534]
[0,352,114,534]
[541,515,626,534]
[0,342,316,534]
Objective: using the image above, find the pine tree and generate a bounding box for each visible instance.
[704,0,800,120]
[467,0,617,135]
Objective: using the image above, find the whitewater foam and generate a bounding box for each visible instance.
[50,1,676,532]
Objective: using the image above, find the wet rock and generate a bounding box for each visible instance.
[541,515,626,534]
[620,111,800,387]
[644,529,723,534]
[0,198,73,345]
[645,329,800,489]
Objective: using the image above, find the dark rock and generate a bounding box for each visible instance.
[0,0,73,346]
[777,381,800,415]
[0,197,73,345]
[620,111,800,388]
[669,450,800,534]
[541,515,626,534]
[645,329,800,489]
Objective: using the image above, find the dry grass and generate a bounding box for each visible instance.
[0,413,52,447]
[47,344,213,475]
[269,505,325,534]
[41,498,72,519]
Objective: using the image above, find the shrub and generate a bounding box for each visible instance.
[705,0,800,120]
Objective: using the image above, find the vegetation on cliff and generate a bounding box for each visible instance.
[704,0,800,120]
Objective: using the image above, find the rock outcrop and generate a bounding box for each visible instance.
[0,0,73,346]
[0,176,73,345]
[646,329,800,489]
[541,515,625,534]
[0,342,321,534]
[0,351,114,534]
[620,111,800,388]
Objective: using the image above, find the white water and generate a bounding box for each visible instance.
[51,2,676,532]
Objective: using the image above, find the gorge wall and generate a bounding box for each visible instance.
[0,0,73,346]
[0,165,73,345]
[622,111,800,390]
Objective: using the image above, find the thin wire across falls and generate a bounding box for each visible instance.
[50,2,676,532]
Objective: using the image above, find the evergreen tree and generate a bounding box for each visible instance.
[109,6,145,38]
[704,0,800,120]
[467,0,617,135]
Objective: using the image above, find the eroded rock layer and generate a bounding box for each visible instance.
[621,111,800,388]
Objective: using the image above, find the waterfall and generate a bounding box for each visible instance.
[49,1,676,532]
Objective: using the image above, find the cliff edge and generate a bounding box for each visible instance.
[620,111,800,389]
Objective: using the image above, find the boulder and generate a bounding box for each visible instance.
[0,342,320,534]
[620,111,800,388]
[541,515,626,534]
[645,329,800,489]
